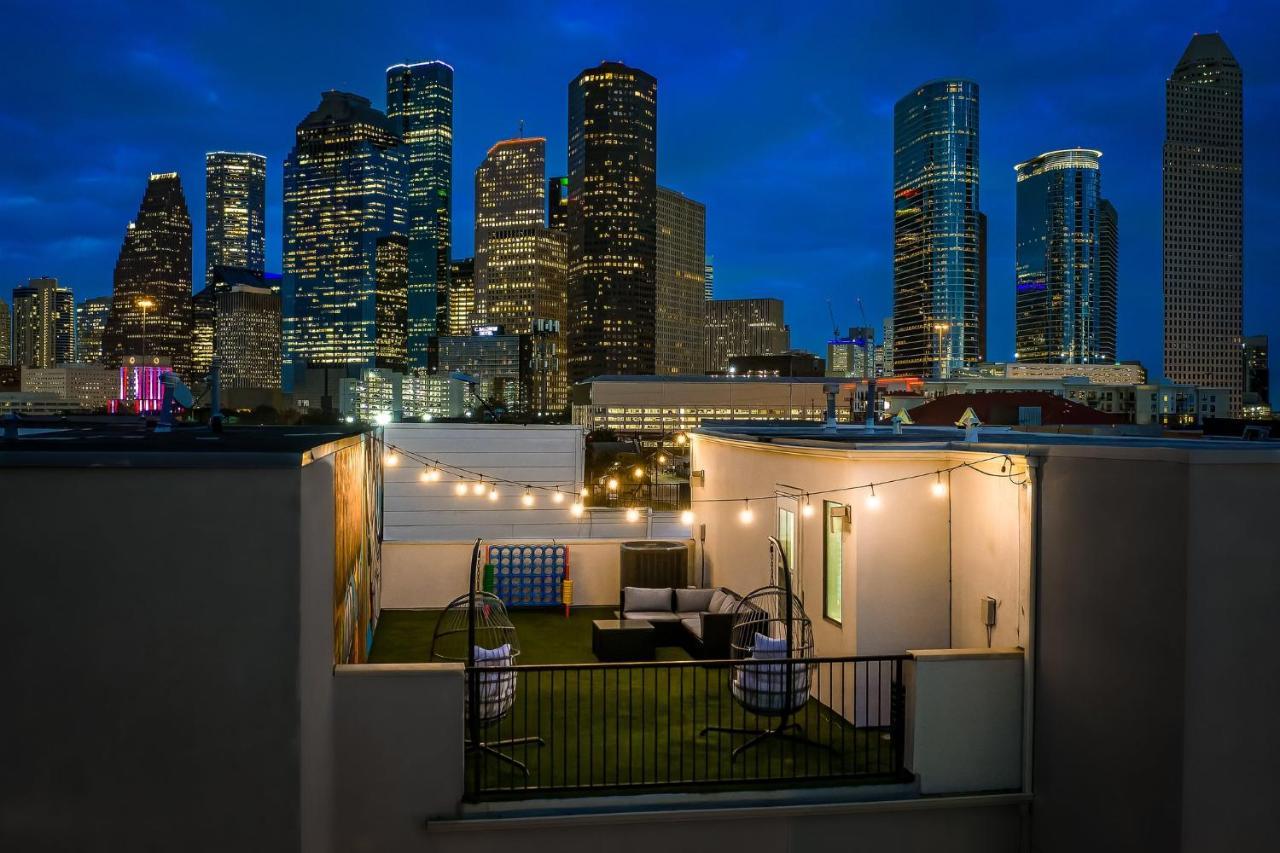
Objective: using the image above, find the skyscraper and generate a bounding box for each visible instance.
[1099,199,1119,363]
[104,173,193,377]
[1014,149,1104,364]
[75,296,112,365]
[448,258,475,336]
[374,235,409,372]
[705,298,790,373]
[282,91,407,373]
[12,277,76,368]
[893,80,984,379]
[386,61,453,362]
[547,176,568,230]
[216,284,282,391]
[704,256,714,301]
[474,137,568,408]
[0,296,10,366]
[1243,334,1269,411]
[191,285,217,379]
[656,187,706,375]
[1164,33,1244,414]
[567,61,658,382]
[205,152,266,286]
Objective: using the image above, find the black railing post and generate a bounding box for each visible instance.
[890,657,906,775]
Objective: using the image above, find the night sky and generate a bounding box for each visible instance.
[2,0,1277,377]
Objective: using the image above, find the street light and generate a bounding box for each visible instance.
[932,321,951,380]
[137,297,155,357]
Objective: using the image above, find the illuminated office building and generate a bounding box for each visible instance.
[191,286,216,380]
[1243,335,1269,414]
[374,235,408,372]
[448,258,475,336]
[1014,149,1105,364]
[0,297,9,366]
[12,277,75,368]
[1164,33,1244,415]
[547,176,568,230]
[437,329,530,412]
[704,256,714,301]
[892,80,984,378]
[386,61,453,360]
[656,187,706,375]
[204,152,266,286]
[474,137,567,408]
[104,173,193,377]
[1099,200,1118,363]
[282,91,407,375]
[567,61,658,382]
[705,298,790,373]
[75,296,112,365]
[216,284,281,390]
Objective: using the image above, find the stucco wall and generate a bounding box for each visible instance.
[949,462,1029,650]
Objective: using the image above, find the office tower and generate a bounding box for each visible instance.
[1099,200,1118,362]
[386,61,453,361]
[104,173,193,377]
[448,258,475,336]
[882,317,895,375]
[547,176,568,230]
[705,298,790,373]
[283,91,407,373]
[474,137,568,408]
[1243,335,1269,409]
[893,80,983,379]
[75,296,112,365]
[704,256,714,301]
[11,278,75,368]
[204,152,266,285]
[1014,149,1104,364]
[1164,34,1244,415]
[437,329,531,412]
[656,187,707,375]
[216,285,282,390]
[374,235,408,372]
[977,212,988,362]
[567,61,658,382]
[191,286,217,379]
[0,297,9,365]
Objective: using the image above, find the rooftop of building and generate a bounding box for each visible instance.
[907,390,1124,426]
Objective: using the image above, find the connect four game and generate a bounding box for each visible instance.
[486,544,569,608]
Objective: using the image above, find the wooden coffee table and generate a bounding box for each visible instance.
[592,619,656,662]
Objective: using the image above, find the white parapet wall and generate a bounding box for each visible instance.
[383,537,698,609]
[904,648,1025,795]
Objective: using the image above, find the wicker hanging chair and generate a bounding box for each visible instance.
[430,538,543,775]
[701,536,832,760]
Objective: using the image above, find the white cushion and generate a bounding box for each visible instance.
[624,586,673,613]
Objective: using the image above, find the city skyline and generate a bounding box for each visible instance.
[1,3,1278,379]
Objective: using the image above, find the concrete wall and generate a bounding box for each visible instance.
[382,538,696,609]
[0,466,305,851]
[906,649,1024,794]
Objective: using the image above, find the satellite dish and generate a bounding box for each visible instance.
[161,372,195,409]
[450,370,478,384]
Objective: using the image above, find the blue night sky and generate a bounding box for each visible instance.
[1,0,1277,377]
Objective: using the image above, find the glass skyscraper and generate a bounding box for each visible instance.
[75,296,112,365]
[1014,149,1105,364]
[282,91,407,373]
[892,80,984,379]
[1098,199,1118,363]
[12,277,75,368]
[656,186,706,375]
[567,61,658,383]
[204,152,266,286]
[386,61,453,365]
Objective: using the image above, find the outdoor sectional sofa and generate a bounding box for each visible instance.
[618,586,747,659]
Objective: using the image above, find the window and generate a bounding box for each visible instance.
[777,505,796,578]
[823,501,843,624]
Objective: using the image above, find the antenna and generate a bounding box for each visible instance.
[518,118,525,138]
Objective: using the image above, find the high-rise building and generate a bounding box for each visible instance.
[104,173,194,377]
[705,298,790,373]
[882,317,895,375]
[0,297,10,366]
[1099,200,1119,363]
[12,278,76,368]
[1014,149,1105,364]
[374,235,408,372]
[893,80,984,379]
[194,266,281,383]
[1164,33,1244,415]
[474,137,568,408]
[282,91,407,375]
[1243,334,1269,411]
[567,61,658,383]
[191,286,217,380]
[826,326,877,378]
[75,296,112,365]
[386,61,453,361]
[204,152,266,286]
[437,329,531,412]
[547,176,568,230]
[216,284,282,390]
[704,256,714,301]
[656,187,706,375]
[448,258,475,336]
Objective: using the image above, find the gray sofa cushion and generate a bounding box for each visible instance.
[708,589,730,613]
[624,586,673,613]
[681,616,703,639]
[675,587,715,613]
[624,611,681,623]
[718,593,740,614]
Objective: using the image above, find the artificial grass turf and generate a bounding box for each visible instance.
[369,607,903,795]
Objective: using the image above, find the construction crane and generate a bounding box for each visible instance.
[826,299,841,339]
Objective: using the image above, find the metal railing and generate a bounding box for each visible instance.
[464,655,909,799]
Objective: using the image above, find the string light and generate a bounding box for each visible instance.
[606,477,619,491]
[384,451,398,466]
[632,466,644,479]
[802,494,815,517]
[866,485,881,510]
[454,482,467,496]
[625,507,640,522]
[488,485,499,502]
[680,509,695,525]
[675,433,687,446]
[419,469,432,483]
[553,491,565,504]
[472,481,486,496]
[570,502,584,517]
[521,488,534,507]
[931,472,947,498]
[739,499,754,525]
[657,454,667,465]
[579,486,589,498]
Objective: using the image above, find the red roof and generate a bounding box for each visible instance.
[907,391,1126,426]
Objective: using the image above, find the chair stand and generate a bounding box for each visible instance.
[467,735,545,776]
[700,719,836,761]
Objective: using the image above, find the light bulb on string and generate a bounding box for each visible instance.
[802,494,815,517]
[675,433,687,446]
[625,507,640,522]
[553,491,565,504]
[633,466,645,479]
[429,467,441,481]
[472,481,486,496]
[580,486,589,498]
[521,487,535,507]
[931,472,947,498]
[680,509,695,526]
[865,485,881,510]
[419,469,432,483]
[570,502,584,517]
[488,485,499,502]
[739,499,754,525]
[606,477,619,491]
[454,482,468,496]
[657,454,667,465]
[384,450,398,466]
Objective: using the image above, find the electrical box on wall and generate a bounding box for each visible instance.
[982,596,998,628]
